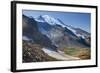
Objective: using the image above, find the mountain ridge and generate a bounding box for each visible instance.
[23,14,91,49]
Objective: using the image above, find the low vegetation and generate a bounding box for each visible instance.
[59,48,91,59]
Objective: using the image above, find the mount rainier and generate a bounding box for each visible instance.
[22,14,91,62]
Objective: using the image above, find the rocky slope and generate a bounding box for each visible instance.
[23,40,58,62]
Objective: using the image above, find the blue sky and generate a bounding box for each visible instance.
[23,10,91,33]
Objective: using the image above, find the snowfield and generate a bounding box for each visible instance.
[42,48,80,61]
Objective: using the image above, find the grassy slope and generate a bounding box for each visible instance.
[23,40,58,63]
[59,48,91,60]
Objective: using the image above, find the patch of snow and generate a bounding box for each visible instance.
[35,17,44,22]
[81,35,85,39]
[42,48,55,53]
[67,26,85,39]
[76,34,81,37]
[58,24,66,28]
[42,48,80,60]
[22,36,31,41]
[67,26,76,34]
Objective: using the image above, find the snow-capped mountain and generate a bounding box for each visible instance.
[23,14,91,49]
[35,15,66,27]
[35,15,89,39]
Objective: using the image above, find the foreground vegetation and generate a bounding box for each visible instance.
[23,40,90,63]
[59,48,91,59]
